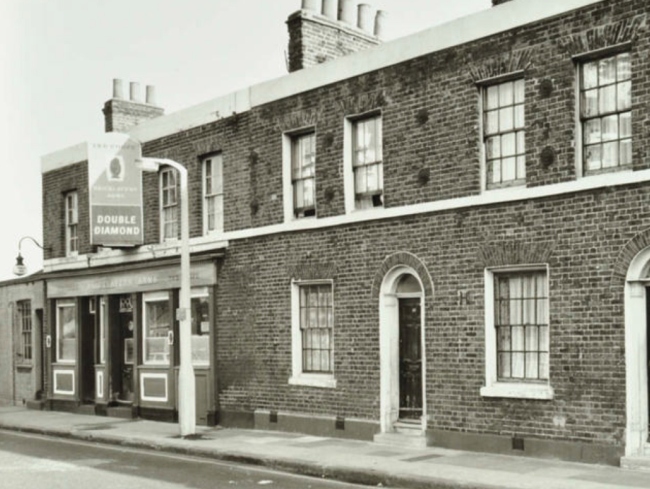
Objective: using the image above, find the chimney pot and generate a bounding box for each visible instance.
[129,82,141,102]
[301,0,320,11]
[357,3,373,33]
[338,0,355,25]
[146,85,156,105]
[112,79,124,99]
[322,0,337,19]
[374,10,387,38]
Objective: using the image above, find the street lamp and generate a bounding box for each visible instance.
[136,157,196,437]
[13,236,49,276]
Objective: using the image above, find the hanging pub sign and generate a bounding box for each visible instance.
[88,133,143,247]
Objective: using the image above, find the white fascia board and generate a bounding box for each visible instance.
[41,142,88,173]
[41,0,605,171]
[128,88,251,144]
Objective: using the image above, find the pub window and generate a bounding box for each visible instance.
[191,288,211,366]
[56,299,77,363]
[143,291,171,365]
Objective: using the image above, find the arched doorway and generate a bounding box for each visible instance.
[625,247,650,457]
[378,266,427,435]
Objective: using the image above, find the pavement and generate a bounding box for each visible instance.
[1,407,650,489]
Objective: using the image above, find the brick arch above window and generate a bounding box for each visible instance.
[611,227,650,282]
[557,14,646,57]
[468,47,535,84]
[477,240,555,268]
[371,252,434,301]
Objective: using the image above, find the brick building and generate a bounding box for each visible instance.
[0,274,46,408]
[39,0,650,466]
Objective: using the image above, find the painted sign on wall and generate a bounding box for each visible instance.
[88,133,143,246]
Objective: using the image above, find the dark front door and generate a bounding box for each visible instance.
[398,298,422,420]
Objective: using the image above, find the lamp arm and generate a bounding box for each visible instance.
[17,236,49,253]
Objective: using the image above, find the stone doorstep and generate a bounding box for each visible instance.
[374,431,427,448]
[620,456,650,472]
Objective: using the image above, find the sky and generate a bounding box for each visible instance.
[0,0,489,281]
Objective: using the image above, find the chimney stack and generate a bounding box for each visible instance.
[301,0,320,11]
[103,78,164,133]
[357,4,373,33]
[374,9,387,38]
[322,0,337,19]
[287,0,383,73]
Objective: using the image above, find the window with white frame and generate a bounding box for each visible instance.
[191,287,210,366]
[17,300,32,364]
[202,154,224,234]
[580,51,631,174]
[482,267,552,400]
[291,132,316,218]
[143,292,171,365]
[160,168,179,241]
[56,300,77,363]
[65,191,79,256]
[483,79,525,189]
[352,114,383,209]
[289,281,336,388]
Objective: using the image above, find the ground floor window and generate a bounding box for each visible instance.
[191,288,210,366]
[289,280,336,388]
[495,271,549,381]
[17,300,32,364]
[143,292,171,365]
[56,300,77,362]
[481,266,553,400]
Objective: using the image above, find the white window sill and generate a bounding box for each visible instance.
[289,374,337,389]
[481,382,554,400]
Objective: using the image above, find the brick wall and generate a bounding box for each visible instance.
[215,181,650,446]
[42,161,90,259]
[40,0,650,452]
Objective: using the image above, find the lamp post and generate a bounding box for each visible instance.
[137,157,195,437]
[13,236,49,276]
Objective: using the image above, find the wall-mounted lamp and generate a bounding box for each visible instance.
[13,236,50,277]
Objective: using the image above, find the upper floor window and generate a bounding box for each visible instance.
[160,168,179,241]
[580,52,631,174]
[65,191,79,256]
[202,154,224,234]
[483,79,525,189]
[17,300,32,364]
[352,114,383,209]
[291,132,316,218]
